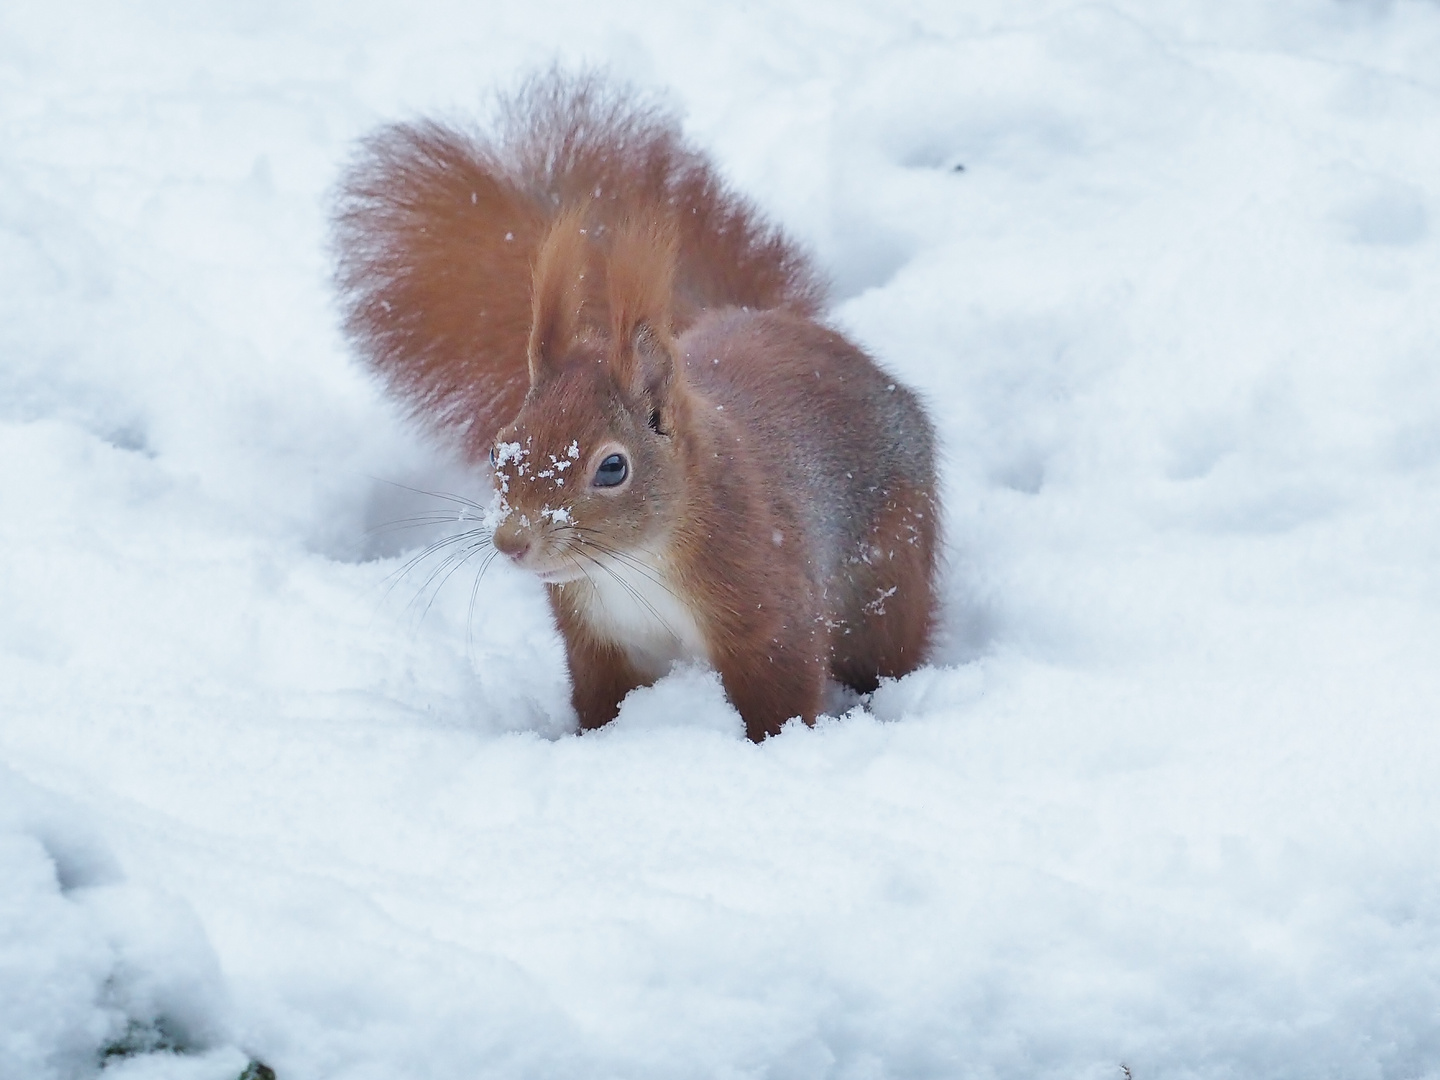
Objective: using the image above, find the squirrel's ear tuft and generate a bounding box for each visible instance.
[528,206,592,383]
[608,216,680,404]
[629,321,676,415]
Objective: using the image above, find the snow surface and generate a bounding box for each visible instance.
[3,1,1440,1077]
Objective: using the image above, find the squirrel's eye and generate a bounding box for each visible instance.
[593,453,629,488]
[489,446,498,467]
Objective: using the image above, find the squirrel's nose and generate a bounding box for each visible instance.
[492,519,532,561]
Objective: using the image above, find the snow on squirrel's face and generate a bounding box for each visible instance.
[487,359,682,584]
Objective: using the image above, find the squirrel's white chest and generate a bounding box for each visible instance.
[569,549,710,680]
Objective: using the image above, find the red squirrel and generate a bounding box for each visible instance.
[333,72,939,741]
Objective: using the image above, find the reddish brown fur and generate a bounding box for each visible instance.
[334,70,824,460]
[527,205,594,377]
[333,72,939,741]
[333,122,543,456]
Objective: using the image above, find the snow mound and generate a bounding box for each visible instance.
[2,0,1439,1076]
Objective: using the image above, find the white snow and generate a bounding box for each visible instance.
[3,1,1439,1077]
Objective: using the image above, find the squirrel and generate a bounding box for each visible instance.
[333,71,939,742]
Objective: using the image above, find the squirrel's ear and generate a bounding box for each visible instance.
[528,207,590,383]
[607,215,680,408]
[629,322,676,405]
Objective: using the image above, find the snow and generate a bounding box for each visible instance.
[3,0,1439,1077]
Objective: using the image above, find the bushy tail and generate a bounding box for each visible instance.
[332,69,826,459]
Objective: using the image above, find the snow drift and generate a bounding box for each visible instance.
[2,1,1439,1077]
